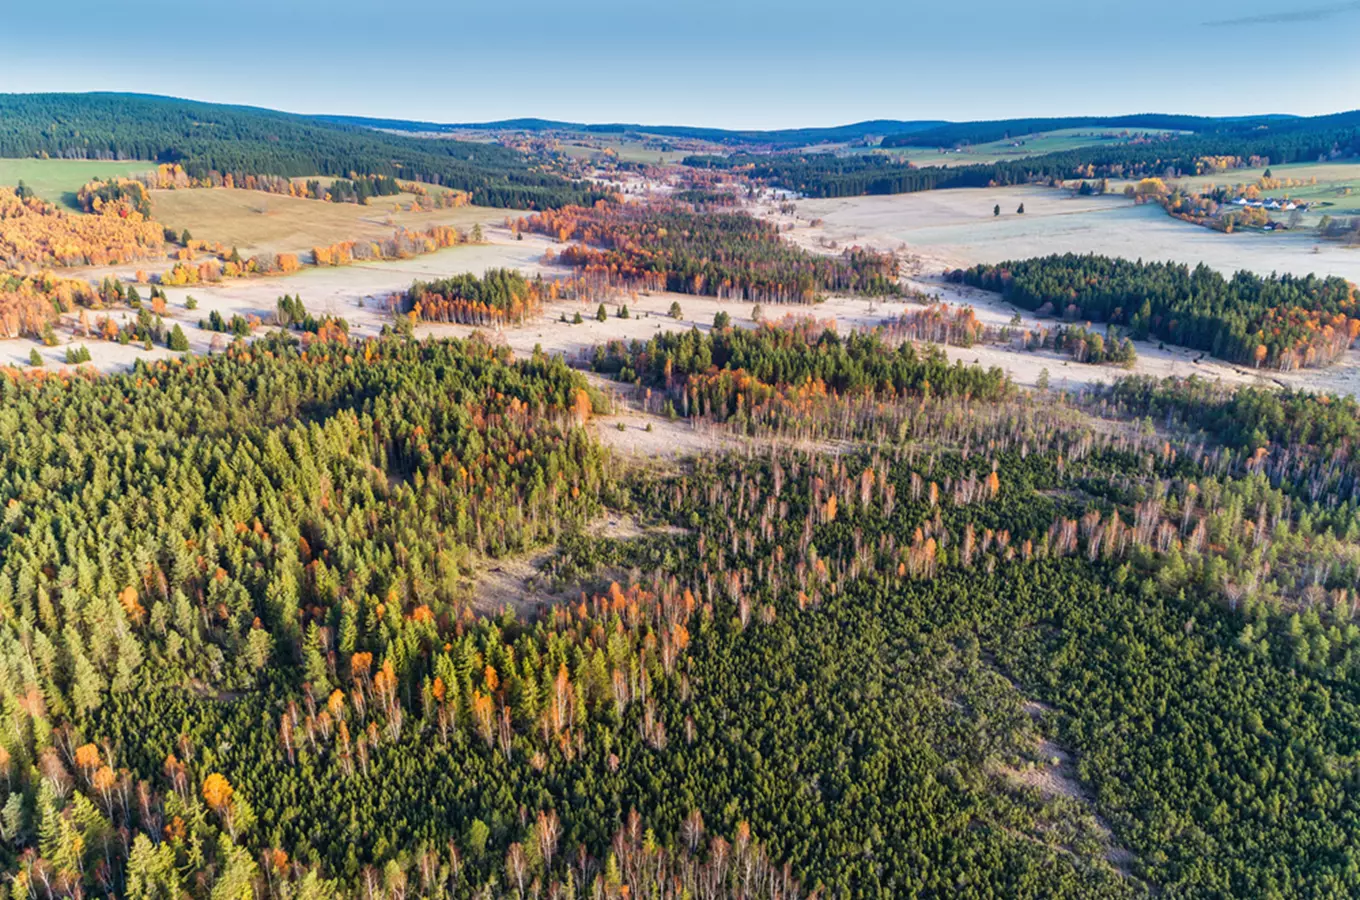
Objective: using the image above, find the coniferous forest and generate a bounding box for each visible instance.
[3,319,1360,899]
[4,83,1360,900]
[950,254,1360,369]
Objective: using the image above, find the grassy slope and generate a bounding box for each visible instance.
[149,187,513,256]
[0,158,151,208]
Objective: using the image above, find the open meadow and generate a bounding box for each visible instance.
[149,186,515,256]
[17,212,1359,405]
[0,158,151,207]
[777,184,1360,283]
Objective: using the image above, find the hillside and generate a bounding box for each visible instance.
[879,111,1360,148]
[0,93,605,209]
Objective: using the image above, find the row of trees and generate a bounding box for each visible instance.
[157,224,476,287]
[591,317,1010,421]
[310,225,472,269]
[86,167,410,207]
[879,304,1137,365]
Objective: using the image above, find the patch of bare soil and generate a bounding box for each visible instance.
[465,548,567,618]
[1036,488,1101,506]
[464,510,689,618]
[996,701,1141,881]
[591,405,736,459]
[586,512,688,540]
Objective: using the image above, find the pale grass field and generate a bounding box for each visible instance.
[558,140,692,165]
[150,187,516,256]
[770,186,1360,398]
[777,185,1360,283]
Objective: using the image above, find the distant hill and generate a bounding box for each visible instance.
[312,114,949,147]
[880,112,1360,148]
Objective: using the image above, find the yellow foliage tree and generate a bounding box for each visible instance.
[202,772,234,810]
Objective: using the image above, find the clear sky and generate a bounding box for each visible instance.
[3,0,1359,128]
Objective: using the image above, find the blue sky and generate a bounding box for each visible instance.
[3,0,1359,128]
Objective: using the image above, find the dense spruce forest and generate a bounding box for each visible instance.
[3,319,1360,898]
[590,319,1009,416]
[0,94,605,209]
[521,206,901,302]
[950,254,1360,369]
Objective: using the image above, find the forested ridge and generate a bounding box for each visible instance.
[686,118,1360,198]
[0,94,605,210]
[950,254,1360,369]
[329,116,948,147]
[879,111,1360,149]
[2,317,1360,898]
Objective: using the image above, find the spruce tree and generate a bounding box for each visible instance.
[169,325,190,352]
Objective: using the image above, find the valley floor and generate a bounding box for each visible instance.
[11,179,1360,408]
